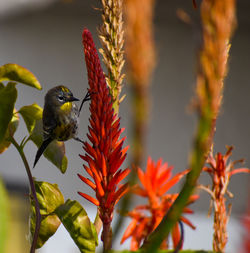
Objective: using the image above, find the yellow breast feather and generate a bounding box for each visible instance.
[60,102,72,113]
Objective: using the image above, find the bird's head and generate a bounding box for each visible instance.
[45,85,79,109]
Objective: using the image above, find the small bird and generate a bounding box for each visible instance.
[33,85,90,168]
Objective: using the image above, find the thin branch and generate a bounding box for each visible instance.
[10,136,41,253]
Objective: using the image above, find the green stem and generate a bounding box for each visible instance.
[21,135,32,149]
[10,136,41,253]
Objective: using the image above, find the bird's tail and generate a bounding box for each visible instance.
[33,137,53,168]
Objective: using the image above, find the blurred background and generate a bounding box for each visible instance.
[0,0,249,252]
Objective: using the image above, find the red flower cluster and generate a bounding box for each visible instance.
[121,157,198,250]
[78,29,130,225]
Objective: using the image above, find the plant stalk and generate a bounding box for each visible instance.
[102,221,112,253]
[10,136,41,253]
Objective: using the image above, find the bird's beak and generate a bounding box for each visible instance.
[67,96,79,102]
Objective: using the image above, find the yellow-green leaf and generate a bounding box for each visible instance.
[0,82,17,142]
[55,200,98,253]
[19,104,42,133]
[0,109,19,154]
[19,104,68,173]
[30,181,64,249]
[0,63,42,90]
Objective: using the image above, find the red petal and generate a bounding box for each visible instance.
[83,164,93,177]
[106,191,115,206]
[156,164,173,186]
[113,137,125,150]
[147,157,157,189]
[78,192,100,206]
[203,166,213,173]
[120,219,137,244]
[121,145,129,157]
[88,126,99,145]
[109,142,123,164]
[79,154,88,162]
[110,153,127,174]
[108,168,130,191]
[230,168,250,176]
[93,173,104,197]
[158,169,189,195]
[137,168,146,189]
[181,216,196,230]
[112,119,120,133]
[111,129,122,147]
[114,183,130,204]
[187,195,200,205]
[133,186,148,197]
[183,207,194,214]
[77,174,96,190]
[84,142,97,160]
[101,153,107,177]
[115,168,130,184]
[172,223,182,249]
[131,237,140,251]
[88,159,102,182]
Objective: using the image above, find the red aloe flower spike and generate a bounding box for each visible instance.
[78,28,130,251]
[121,157,198,250]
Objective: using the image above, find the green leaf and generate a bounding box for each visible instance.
[19,104,42,133]
[19,104,68,173]
[30,181,64,248]
[0,109,19,154]
[0,177,9,253]
[0,82,17,142]
[55,199,98,253]
[0,64,42,90]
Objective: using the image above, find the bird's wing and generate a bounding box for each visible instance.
[42,108,57,139]
[33,137,53,168]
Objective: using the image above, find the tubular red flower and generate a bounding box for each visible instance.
[121,157,198,250]
[78,29,130,226]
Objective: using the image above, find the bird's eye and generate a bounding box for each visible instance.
[58,95,64,102]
